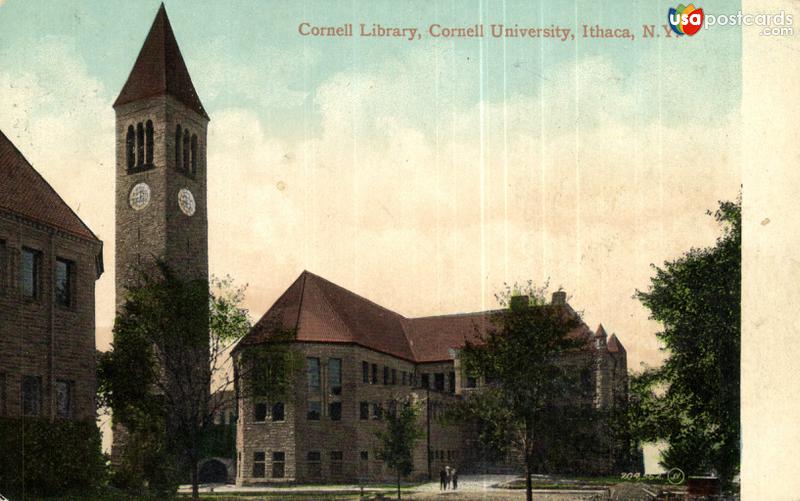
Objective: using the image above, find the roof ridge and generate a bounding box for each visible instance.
[0,129,99,243]
[303,271,408,320]
[410,309,499,320]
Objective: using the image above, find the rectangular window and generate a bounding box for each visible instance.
[0,240,6,292]
[55,258,74,307]
[434,373,445,391]
[55,379,72,418]
[253,451,266,477]
[448,371,456,393]
[22,375,41,416]
[362,361,369,383]
[359,401,369,420]
[329,401,342,421]
[466,375,477,389]
[272,452,285,478]
[307,357,320,393]
[329,358,342,395]
[21,248,41,299]
[307,451,322,478]
[421,373,430,389]
[387,400,397,418]
[360,451,369,461]
[371,364,378,384]
[391,369,397,385]
[330,451,343,476]
[307,400,321,420]
[0,373,5,415]
[372,403,382,420]
[272,402,285,421]
[383,366,389,385]
[254,402,267,422]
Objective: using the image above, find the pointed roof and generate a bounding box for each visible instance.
[595,324,608,338]
[607,334,626,353]
[238,271,597,363]
[114,4,209,119]
[0,129,99,243]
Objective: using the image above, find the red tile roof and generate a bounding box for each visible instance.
[114,4,209,120]
[0,129,99,242]
[239,271,600,363]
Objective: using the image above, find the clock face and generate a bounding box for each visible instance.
[129,183,151,211]
[178,188,196,216]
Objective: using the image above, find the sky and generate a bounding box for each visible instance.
[0,0,741,395]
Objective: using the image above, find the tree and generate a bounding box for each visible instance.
[632,197,741,489]
[97,263,251,500]
[453,284,591,501]
[375,397,424,500]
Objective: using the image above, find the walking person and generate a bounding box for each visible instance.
[452,468,458,490]
[445,466,452,490]
[439,467,447,490]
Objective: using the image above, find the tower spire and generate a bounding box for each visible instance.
[114,4,208,119]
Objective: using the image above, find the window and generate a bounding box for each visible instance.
[448,371,456,393]
[307,451,321,478]
[22,375,41,416]
[272,402,285,421]
[190,134,198,174]
[372,403,382,420]
[402,371,407,386]
[330,451,343,476]
[21,248,41,299]
[145,120,154,164]
[360,451,368,461]
[359,401,369,420]
[387,400,397,418]
[55,380,72,418]
[466,375,477,389]
[307,401,321,420]
[0,373,5,415]
[254,402,267,422]
[272,452,285,478]
[307,357,320,393]
[55,258,74,307]
[434,373,445,391]
[383,366,389,385]
[175,125,182,168]
[183,129,190,172]
[136,122,144,166]
[362,361,369,383]
[0,240,6,292]
[329,358,342,395]
[126,125,135,169]
[253,451,266,477]
[329,401,342,421]
[392,369,397,385]
[421,373,430,389]
[371,363,377,384]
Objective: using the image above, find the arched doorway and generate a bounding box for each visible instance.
[198,458,229,483]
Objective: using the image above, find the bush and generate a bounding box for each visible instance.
[0,417,107,497]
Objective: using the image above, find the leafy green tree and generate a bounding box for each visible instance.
[375,397,424,500]
[98,263,251,500]
[453,283,590,501]
[632,198,741,489]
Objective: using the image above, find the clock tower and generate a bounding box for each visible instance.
[114,4,208,301]
[112,4,209,460]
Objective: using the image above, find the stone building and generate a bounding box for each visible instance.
[233,271,628,485]
[0,129,104,422]
[110,4,210,462]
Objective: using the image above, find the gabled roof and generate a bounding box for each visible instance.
[114,4,209,120]
[239,271,601,363]
[607,333,626,353]
[595,324,608,338]
[0,129,100,243]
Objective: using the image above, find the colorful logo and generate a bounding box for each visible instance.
[668,4,704,36]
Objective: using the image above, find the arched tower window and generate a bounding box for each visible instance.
[190,134,198,175]
[145,120,154,165]
[183,129,190,172]
[136,122,144,166]
[126,125,135,169]
[175,125,182,169]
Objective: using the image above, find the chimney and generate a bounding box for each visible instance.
[509,295,529,310]
[551,291,567,306]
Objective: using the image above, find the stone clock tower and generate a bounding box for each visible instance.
[111,4,209,460]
